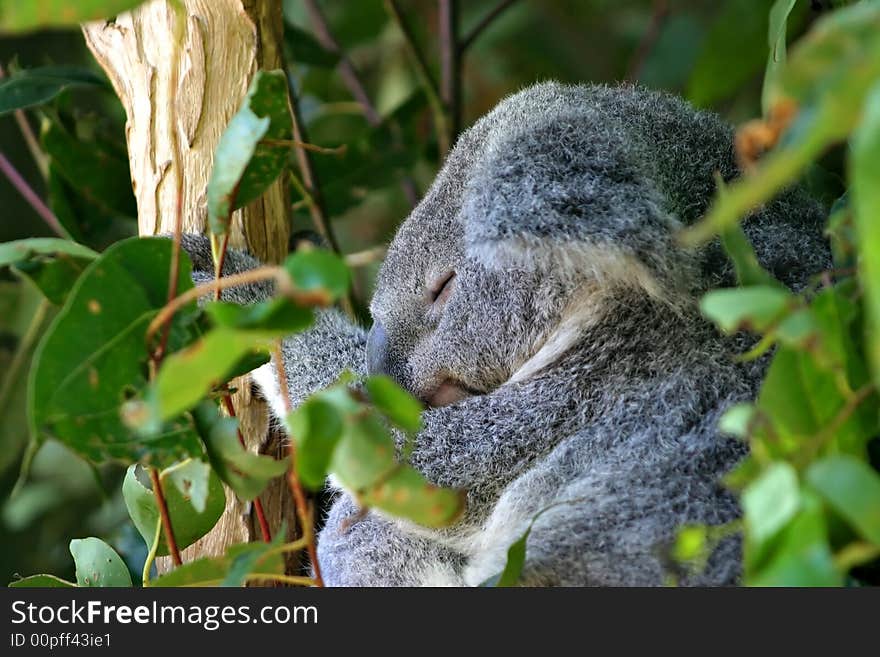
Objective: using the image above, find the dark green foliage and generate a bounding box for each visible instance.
[3,0,880,588]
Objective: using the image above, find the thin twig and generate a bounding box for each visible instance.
[0,63,49,178]
[149,467,182,566]
[273,341,323,587]
[345,245,387,268]
[283,77,339,254]
[145,265,282,347]
[302,0,420,205]
[459,0,518,52]
[0,152,70,238]
[385,0,450,157]
[260,137,346,155]
[439,0,461,146]
[245,573,315,587]
[625,0,669,81]
[303,0,382,127]
[222,395,272,543]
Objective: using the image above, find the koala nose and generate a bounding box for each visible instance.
[366,320,389,377]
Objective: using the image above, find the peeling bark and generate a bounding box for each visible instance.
[83,0,295,572]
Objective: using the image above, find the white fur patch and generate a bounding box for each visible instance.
[509,283,603,384]
[251,360,287,421]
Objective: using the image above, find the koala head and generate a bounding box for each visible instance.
[366,83,680,407]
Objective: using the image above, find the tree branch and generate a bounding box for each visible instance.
[459,0,518,53]
[439,0,461,145]
[384,0,449,157]
[0,151,69,238]
[303,0,382,127]
[303,0,420,204]
[625,0,669,81]
[0,63,49,178]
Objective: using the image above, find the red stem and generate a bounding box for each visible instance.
[149,467,183,566]
[222,395,272,542]
[273,343,323,586]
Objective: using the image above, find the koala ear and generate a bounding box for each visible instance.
[461,110,691,301]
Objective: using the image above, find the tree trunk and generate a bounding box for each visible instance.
[83,0,295,571]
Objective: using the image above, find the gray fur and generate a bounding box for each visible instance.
[182,82,829,586]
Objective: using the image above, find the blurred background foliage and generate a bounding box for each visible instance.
[0,0,844,583]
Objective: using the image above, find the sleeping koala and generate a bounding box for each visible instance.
[188,82,830,586]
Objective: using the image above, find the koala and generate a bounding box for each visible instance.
[184,81,830,586]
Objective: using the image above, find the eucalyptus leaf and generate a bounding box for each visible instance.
[8,574,77,588]
[742,462,800,546]
[853,81,880,387]
[807,456,880,544]
[207,70,292,235]
[29,237,203,466]
[70,537,132,587]
[0,0,146,33]
[193,402,289,501]
[0,66,108,115]
[359,465,465,528]
[365,375,423,434]
[122,464,225,556]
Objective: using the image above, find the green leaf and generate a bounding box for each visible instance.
[122,464,225,556]
[148,538,285,587]
[700,285,794,334]
[492,526,530,587]
[0,238,98,266]
[682,2,880,245]
[757,347,838,439]
[205,298,313,334]
[364,375,423,434]
[147,556,227,587]
[718,403,756,439]
[207,70,292,235]
[29,237,203,465]
[284,21,340,68]
[359,465,465,528]
[720,223,782,288]
[748,491,840,586]
[8,574,77,587]
[0,66,108,115]
[286,396,344,490]
[222,539,285,587]
[826,193,856,269]
[0,0,146,33]
[686,0,771,108]
[163,458,211,513]
[193,402,289,501]
[762,0,800,113]
[853,80,880,387]
[0,238,97,306]
[42,117,137,218]
[135,328,271,432]
[331,414,397,491]
[282,249,350,305]
[807,456,880,545]
[742,462,800,546]
[69,537,132,587]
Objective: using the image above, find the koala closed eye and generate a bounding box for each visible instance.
[428,270,456,306]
